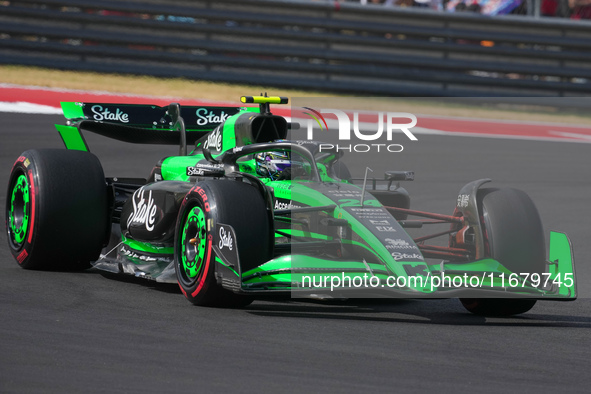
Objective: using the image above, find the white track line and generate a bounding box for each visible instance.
[0,101,62,114]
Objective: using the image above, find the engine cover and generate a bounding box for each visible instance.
[120,181,192,242]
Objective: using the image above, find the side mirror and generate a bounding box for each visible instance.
[168,103,187,156]
[385,171,414,181]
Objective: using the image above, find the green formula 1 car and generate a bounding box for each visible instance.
[5,96,576,316]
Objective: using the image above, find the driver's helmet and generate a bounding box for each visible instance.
[255,151,291,180]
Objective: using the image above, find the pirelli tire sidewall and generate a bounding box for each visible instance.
[174,184,217,302]
[174,180,271,306]
[5,149,109,270]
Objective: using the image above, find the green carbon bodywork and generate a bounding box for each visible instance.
[548,231,576,297]
[235,232,576,298]
[56,125,89,151]
[54,101,577,300]
[61,101,85,120]
[121,235,174,255]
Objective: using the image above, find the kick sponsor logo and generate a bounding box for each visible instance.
[186,167,204,176]
[91,105,129,123]
[391,252,423,261]
[203,127,222,151]
[218,226,234,251]
[196,108,230,126]
[128,187,157,231]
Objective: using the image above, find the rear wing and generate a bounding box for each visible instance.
[56,102,241,153]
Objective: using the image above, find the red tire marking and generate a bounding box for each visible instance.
[17,249,28,264]
[191,234,213,298]
[192,186,210,212]
[27,170,35,244]
[11,156,25,172]
[179,285,187,297]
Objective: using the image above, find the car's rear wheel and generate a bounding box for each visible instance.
[460,188,545,316]
[174,180,271,307]
[5,149,109,270]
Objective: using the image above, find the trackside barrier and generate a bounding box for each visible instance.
[1,0,591,96]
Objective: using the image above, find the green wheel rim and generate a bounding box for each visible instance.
[8,174,30,248]
[180,206,207,280]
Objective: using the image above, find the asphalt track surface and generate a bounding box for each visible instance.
[1,112,590,393]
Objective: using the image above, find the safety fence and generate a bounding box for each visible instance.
[1,0,591,96]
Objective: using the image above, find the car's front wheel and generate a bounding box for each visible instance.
[174,180,271,307]
[460,188,545,316]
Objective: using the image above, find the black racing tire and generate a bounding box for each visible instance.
[460,298,537,317]
[174,180,272,307]
[460,188,545,316]
[5,149,109,270]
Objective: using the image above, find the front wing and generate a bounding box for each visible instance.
[92,229,575,301]
[225,230,576,300]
